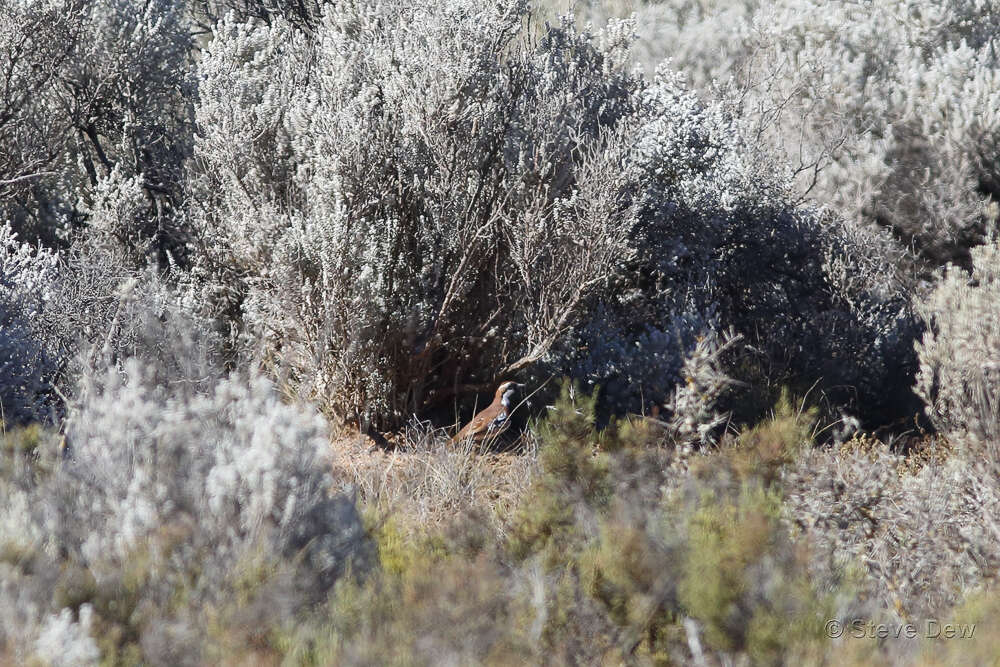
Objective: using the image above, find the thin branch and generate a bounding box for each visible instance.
[0,171,57,186]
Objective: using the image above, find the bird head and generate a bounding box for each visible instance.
[495,381,523,407]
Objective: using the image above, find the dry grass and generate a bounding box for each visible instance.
[328,422,538,540]
[837,431,956,476]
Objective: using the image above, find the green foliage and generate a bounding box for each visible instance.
[508,382,612,563]
[579,519,680,662]
[917,591,999,665]
[508,383,834,662]
[288,547,533,665]
[263,383,842,664]
[368,512,450,579]
[0,423,42,455]
[0,423,63,493]
[0,423,63,478]
[678,483,829,663]
[369,515,416,579]
[729,388,818,484]
[3,379,985,665]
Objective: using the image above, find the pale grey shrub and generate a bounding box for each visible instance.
[188,0,331,33]
[765,0,1000,272]
[785,445,1000,624]
[82,167,156,266]
[188,3,640,428]
[188,1,918,431]
[0,580,41,665]
[662,331,740,448]
[0,218,159,422]
[28,239,217,411]
[36,241,142,388]
[916,240,1000,445]
[0,0,193,258]
[0,223,59,423]
[0,0,84,231]
[0,280,373,662]
[33,605,99,667]
[55,361,366,594]
[550,64,917,426]
[566,0,1000,275]
[63,0,194,263]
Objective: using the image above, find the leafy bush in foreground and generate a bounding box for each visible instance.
[291,386,839,665]
[4,378,999,665]
[316,388,1000,666]
[0,306,372,664]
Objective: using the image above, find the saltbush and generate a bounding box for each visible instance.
[0,300,373,664]
[187,1,917,431]
[916,240,1000,445]
[0,223,58,424]
[188,3,642,429]
[568,0,1000,275]
[0,0,192,258]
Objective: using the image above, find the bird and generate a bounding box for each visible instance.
[450,381,523,445]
